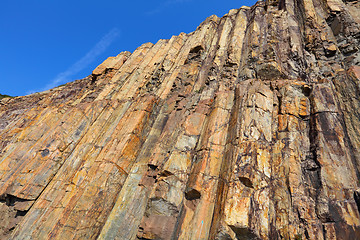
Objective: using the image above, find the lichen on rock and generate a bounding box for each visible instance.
[0,0,360,239]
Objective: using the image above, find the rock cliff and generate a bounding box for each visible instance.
[1,0,360,239]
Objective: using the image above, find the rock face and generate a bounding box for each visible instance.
[1,0,360,239]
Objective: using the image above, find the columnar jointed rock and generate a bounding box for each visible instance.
[0,0,360,239]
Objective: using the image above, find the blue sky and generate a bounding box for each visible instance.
[1,0,256,96]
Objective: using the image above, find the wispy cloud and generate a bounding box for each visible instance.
[146,0,191,15]
[28,28,120,94]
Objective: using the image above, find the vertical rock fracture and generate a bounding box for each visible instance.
[0,0,360,239]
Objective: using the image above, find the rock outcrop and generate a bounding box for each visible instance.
[1,0,360,239]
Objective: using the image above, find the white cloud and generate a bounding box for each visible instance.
[28,28,120,94]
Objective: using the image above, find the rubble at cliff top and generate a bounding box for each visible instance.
[1,0,360,239]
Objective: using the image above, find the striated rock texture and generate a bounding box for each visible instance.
[1,0,360,239]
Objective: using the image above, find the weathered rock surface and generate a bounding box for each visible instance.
[1,0,360,239]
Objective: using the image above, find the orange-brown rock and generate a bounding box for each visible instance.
[0,0,360,239]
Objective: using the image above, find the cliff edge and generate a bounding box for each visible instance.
[1,0,360,239]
